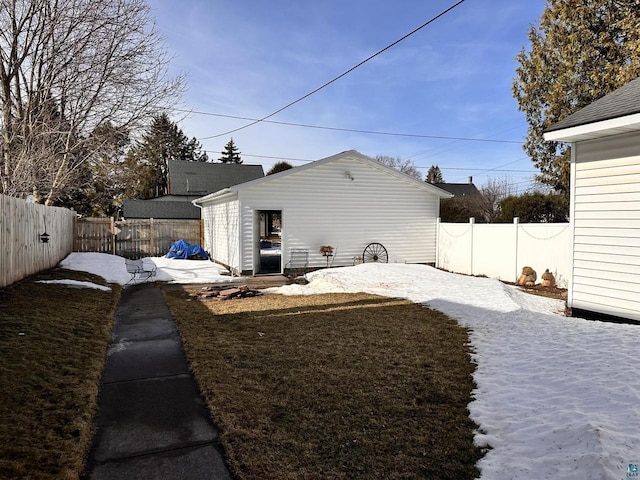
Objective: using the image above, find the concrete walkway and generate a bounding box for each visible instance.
[83,283,232,480]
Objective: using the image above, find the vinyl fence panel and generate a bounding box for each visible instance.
[437,218,571,288]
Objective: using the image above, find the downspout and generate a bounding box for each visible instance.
[191,197,205,254]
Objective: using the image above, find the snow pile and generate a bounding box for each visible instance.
[59,252,241,285]
[270,263,640,480]
[36,279,111,291]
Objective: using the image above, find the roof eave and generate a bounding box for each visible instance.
[192,188,236,206]
[543,112,640,142]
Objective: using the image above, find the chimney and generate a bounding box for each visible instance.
[468,176,473,184]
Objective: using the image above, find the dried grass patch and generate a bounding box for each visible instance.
[0,269,119,480]
[165,288,483,480]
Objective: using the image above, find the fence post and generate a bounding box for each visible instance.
[435,217,441,268]
[513,217,519,282]
[150,218,156,256]
[110,217,116,254]
[469,217,475,276]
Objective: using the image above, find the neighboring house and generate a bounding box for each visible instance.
[122,161,264,219]
[193,150,452,275]
[433,177,480,198]
[544,75,640,323]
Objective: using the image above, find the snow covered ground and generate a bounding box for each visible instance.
[58,253,640,480]
[59,252,242,286]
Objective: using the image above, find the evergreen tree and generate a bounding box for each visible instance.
[122,114,209,199]
[496,191,569,223]
[513,0,640,195]
[267,161,293,175]
[219,138,242,164]
[426,165,444,184]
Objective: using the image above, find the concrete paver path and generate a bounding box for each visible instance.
[83,283,232,480]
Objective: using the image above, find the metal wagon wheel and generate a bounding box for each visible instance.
[362,242,388,263]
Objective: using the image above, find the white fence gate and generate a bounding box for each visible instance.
[437,218,571,288]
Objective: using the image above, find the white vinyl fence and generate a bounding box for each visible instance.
[437,218,571,288]
[1,194,75,287]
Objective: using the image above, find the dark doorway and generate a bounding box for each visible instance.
[257,210,281,274]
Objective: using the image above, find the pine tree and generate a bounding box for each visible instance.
[513,0,640,195]
[426,165,444,183]
[219,138,242,164]
[266,161,293,175]
[122,114,209,199]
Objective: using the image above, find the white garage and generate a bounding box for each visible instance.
[193,150,451,275]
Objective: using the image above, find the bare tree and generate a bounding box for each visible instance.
[440,177,513,223]
[477,178,513,223]
[373,155,422,181]
[0,0,183,205]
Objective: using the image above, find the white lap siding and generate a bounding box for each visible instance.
[571,132,640,321]
[200,194,241,273]
[237,154,440,273]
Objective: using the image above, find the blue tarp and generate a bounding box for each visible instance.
[165,239,208,260]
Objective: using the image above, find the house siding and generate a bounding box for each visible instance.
[199,194,241,273]
[571,131,640,321]
[237,155,440,273]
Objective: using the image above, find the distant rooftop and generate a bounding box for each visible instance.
[433,178,480,198]
[168,161,264,196]
[122,199,201,219]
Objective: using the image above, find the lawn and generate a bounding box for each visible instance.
[164,288,484,480]
[0,269,119,480]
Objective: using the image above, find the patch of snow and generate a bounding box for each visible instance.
[59,252,243,285]
[260,247,282,256]
[36,279,111,292]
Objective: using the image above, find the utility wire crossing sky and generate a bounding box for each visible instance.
[151,0,548,190]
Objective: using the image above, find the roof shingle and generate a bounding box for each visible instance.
[545,76,640,133]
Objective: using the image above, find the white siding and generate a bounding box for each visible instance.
[571,131,640,321]
[199,195,241,273]
[237,155,440,273]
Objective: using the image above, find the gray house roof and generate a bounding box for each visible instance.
[544,76,640,142]
[123,161,265,219]
[168,161,264,195]
[123,199,201,219]
[433,182,480,198]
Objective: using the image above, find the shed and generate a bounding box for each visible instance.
[544,76,640,322]
[193,150,451,275]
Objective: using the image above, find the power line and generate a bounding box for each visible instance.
[204,149,538,174]
[437,167,534,173]
[201,0,467,140]
[174,109,521,144]
[203,150,313,163]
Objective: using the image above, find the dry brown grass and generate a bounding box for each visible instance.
[0,269,119,480]
[164,288,483,480]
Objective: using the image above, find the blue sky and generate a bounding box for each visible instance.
[149,0,547,190]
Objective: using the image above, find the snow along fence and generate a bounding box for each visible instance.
[436,218,571,288]
[0,194,75,287]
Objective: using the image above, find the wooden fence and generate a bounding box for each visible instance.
[74,217,203,258]
[0,194,75,288]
